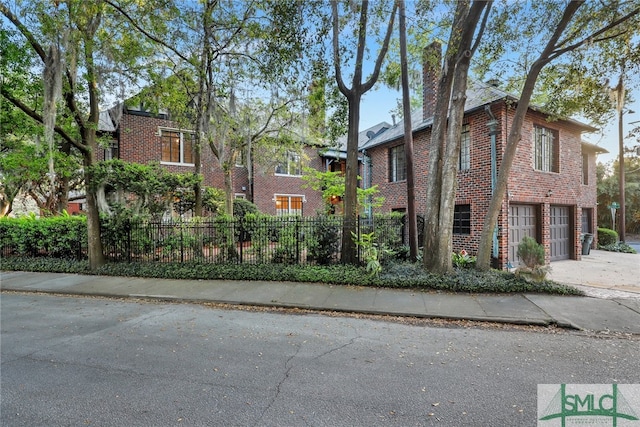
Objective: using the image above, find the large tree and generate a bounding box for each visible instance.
[421,1,491,274]
[475,1,640,270]
[1,0,155,269]
[108,0,310,217]
[331,0,397,264]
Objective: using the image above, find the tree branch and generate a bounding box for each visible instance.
[1,87,85,154]
[549,6,640,61]
[104,0,193,65]
[0,2,47,61]
[331,1,349,95]
[362,2,398,93]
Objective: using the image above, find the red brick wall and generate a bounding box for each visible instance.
[117,112,249,196]
[366,100,597,267]
[116,112,326,216]
[252,146,325,215]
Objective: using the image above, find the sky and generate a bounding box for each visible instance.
[358,83,640,166]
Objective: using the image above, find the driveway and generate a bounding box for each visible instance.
[548,249,640,298]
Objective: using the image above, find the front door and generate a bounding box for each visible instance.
[550,205,571,261]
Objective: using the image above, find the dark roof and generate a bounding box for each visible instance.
[335,121,393,151]
[360,80,598,151]
[98,110,116,132]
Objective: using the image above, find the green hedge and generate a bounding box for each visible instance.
[597,227,618,247]
[0,214,87,258]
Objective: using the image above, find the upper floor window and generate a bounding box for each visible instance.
[275,151,302,176]
[453,204,471,235]
[459,124,470,170]
[104,139,119,161]
[534,125,558,172]
[389,144,406,182]
[235,149,246,167]
[161,129,194,165]
[582,152,589,185]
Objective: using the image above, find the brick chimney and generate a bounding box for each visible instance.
[423,41,441,120]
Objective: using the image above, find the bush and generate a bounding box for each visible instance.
[516,236,545,269]
[597,228,618,247]
[515,236,548,283]
[452,250,476,268]
[599,242,637,254]
[306,216,341,265]
[233,198,259,219]
[0,213,86,258]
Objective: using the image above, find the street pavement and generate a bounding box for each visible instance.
[1,249,639,334]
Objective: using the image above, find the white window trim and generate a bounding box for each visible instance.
[534,125,557,173]
[275,151,302,177]
[459,124,470,171]
[272,194,307,203]
[159,127,196,166]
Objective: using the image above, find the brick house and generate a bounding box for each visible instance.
[360,55,606,268]
[98,104,344,217]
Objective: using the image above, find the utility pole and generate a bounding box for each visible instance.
[613,75,626,242]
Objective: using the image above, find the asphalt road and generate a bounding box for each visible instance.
[2,293,639,427]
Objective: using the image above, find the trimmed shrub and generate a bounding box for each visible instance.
[0,214,86,258]
[306,216,341,265]
[516,236,545,269]
[233,198,259,219]
[597,228,618,247]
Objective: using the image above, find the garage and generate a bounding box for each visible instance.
[550,205,571,261]
[508,205,537,266]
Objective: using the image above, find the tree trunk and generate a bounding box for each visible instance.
[398,0,418,261]
[223,165,234,218]
[83,150,105,270]
[422,51,455,272]
[341,95,361,264]
[476,1,586,270]
[476,63,544,270]
[422,1,488,274]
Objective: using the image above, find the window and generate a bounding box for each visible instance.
[581,208,592,233]
[459,124,470,170]
[104,139,119,160]
[329,159,346,174]
[534,125,558,172]
[275,151,302,176]
[582,152,589,185]
[388,145,406,182]
[275,195,303,216]
[453,204,471,235]
[161,129,194,164]
[235,149,246,167]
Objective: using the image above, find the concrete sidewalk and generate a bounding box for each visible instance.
[2,263,640,334]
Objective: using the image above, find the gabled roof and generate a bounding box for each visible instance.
[360,79,598,151]
[336,121,393,151]
[322,121,393,159]
[98,109,116,132]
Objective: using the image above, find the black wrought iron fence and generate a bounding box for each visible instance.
[1,215,407,265]
[101,215,406,265]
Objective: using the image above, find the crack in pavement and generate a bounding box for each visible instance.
[254,343,303,427]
